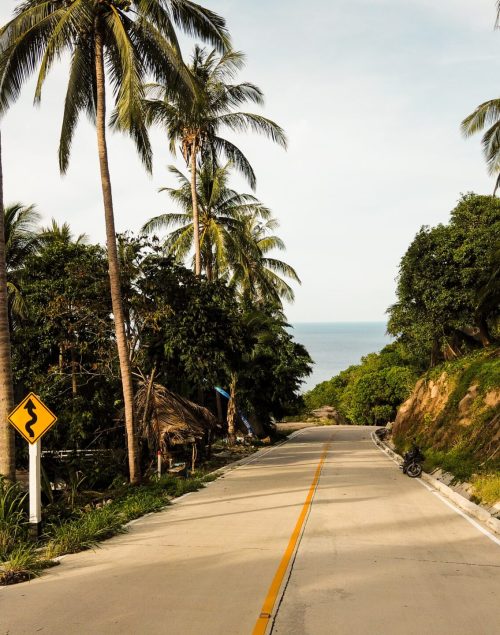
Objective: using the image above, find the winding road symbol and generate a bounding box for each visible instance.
[8,393,57,444]
[23,398,38,438]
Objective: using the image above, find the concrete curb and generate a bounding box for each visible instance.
[371,432,500,537]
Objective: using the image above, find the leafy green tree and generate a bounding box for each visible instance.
[0,0,229,483]
[144,45,287,275]
[135,250,248,397]
[388,194,500,364]
[345,366,416,425]
[304,343,418,425]
[236,304,312,430]
[11,241,117,450]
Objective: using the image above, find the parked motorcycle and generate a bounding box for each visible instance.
[400,442,425,478]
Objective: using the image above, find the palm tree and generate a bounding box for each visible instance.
[4,202,41,325]
[143,161,300,305]
[460,4,500,194]
[143,161,269,280]
[0,133,15,480]
[461,99,500,195]
[0,0,229,484]
[39,219,87,246]
[144,45,287,275]
[230,211,300,305]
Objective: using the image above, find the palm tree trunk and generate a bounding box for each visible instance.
[0,131,15,481]
[227,373,237,446]
[95,29,140,484]
[70,344,78,397]
[190,145,202,276]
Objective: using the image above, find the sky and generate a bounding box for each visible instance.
[1,0,499,322]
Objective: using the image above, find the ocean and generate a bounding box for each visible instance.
[289,322,393,392]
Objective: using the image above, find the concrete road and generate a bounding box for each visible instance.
[1,426,499,635]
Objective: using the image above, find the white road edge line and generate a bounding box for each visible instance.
[415,478,500,547]
[371,432,500,548]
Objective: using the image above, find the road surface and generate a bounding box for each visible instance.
[1,426,499,634]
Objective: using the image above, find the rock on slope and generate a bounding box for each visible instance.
[392,349,500,463]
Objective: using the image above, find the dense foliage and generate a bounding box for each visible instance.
[8,233,310,460]
[304,344,417,425]
[388,194,500,366]
[305,193,499,425]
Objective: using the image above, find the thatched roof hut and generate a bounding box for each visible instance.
[135,377,219,452]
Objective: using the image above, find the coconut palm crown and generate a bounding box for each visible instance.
[144,45,287,274]
[461,99,500,195]
[143,161,300,305]
[0,0,230,172]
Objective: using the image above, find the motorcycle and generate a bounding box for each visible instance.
[400,443,425,478]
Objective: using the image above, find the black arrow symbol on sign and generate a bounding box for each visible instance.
[24,399,37,438]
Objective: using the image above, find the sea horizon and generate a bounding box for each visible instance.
[288,322,392,392]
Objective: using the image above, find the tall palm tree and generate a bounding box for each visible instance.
[144,160,300,305]
[0,132,15,480]
[0,0,229,484]
[144,45,287,275]
[143,161,269,280]
[461,99,500,195]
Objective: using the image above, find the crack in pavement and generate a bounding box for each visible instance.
[391,556,500,568]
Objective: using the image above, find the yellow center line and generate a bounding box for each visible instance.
[252,440,332,635]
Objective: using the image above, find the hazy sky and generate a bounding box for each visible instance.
[1,0,499,322]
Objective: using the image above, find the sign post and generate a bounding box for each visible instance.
[29,440,42,538]
[8,393,57,539]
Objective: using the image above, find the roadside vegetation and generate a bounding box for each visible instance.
[304,192,499,503]
[0,470,220,584]
[0,0,312,584]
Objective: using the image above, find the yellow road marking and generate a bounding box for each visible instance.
[252,441,332,635]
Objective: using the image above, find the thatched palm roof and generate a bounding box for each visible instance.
[136,377,219,450]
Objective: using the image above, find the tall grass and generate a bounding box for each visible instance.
[45,506,124,558]
[0,543,53,585]
[0,477,28,561]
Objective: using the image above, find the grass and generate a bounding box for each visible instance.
[422,448,480,482]
[1,440,263,585]
[44,506,125,558]
[0,543,55,585]
[42,472,214,561]
[471,474,500,506]
[0,478,28,561]
[0,471,215,584]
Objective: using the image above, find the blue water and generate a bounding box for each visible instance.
[289,322,392,392]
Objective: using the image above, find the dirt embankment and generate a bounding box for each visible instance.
[392,350,500,464]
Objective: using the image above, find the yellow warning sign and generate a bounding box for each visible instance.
[8,393,57,444]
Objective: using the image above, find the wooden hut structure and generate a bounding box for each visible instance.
[135,377,219,471]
